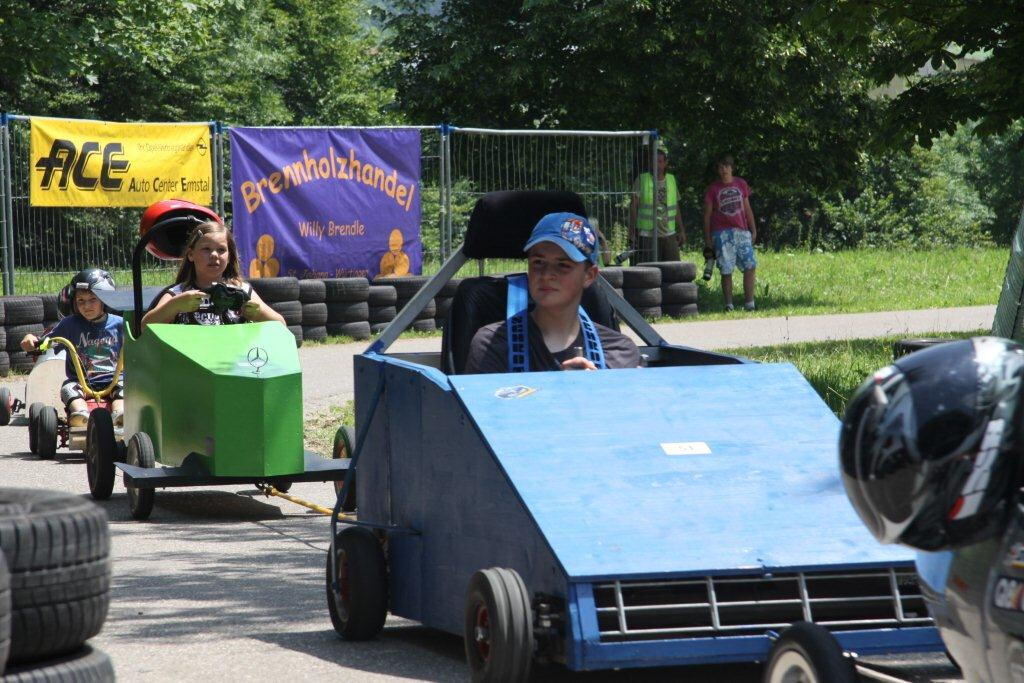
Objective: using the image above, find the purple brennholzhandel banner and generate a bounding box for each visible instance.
[229,127,422,280]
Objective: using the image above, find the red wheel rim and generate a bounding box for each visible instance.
[474,603,491,662]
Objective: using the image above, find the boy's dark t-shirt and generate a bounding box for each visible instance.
[43,313,124,388]
[464,317,639,374]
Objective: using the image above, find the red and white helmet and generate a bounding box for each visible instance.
[139,199,222,260]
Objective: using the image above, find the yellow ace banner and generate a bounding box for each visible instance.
[30,117,213,207]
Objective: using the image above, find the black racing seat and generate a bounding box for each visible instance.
[440,190,618,375]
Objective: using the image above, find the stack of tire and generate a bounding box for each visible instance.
[376,276,436,333]
[39,295,60,332]
[0,488,115,680]
[249,277,304,347]
[367,284,397,335]
[638,261,699,318]
[298,279,328,343]
[1,297,47,377]
[324,278,371,341]
[619,267,663,319]
[435,278,461,330]
[599,267,625,299]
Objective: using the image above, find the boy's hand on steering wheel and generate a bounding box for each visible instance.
[20,333,39,353]
[173,290,206,313]
[561,356,597,371]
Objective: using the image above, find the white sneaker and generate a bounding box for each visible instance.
[744,301,756,311]
[69,410,89,427]
[112,411,124,427]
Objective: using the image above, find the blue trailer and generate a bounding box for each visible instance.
[326,191,944,681]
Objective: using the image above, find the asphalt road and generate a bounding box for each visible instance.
[0,307,984,681]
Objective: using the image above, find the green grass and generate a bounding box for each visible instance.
[12,267,177,295]
[675,247,1005,320]
[304,400,355,456]
[724,329,988,415]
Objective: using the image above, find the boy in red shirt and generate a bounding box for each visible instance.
[703,154,758,311]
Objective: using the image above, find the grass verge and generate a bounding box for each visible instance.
[304,400,355,456]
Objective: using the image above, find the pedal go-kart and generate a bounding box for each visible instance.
[101,202,349,521]
[324,190,946,682]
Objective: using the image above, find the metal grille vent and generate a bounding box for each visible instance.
[593,568,932,643]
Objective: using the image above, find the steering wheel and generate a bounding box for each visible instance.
[205,283,251,314]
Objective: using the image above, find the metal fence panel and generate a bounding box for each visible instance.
[992,202,1024,339]
[447,129,653,273]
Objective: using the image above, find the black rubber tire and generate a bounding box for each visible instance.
[464,568,533,683]
[326,322,371,341]
[620,266,661,288]
[411,319,436,333]
[125,432,156,521]
[37,295,59,322]
[439,278,462,298]
[0,387,11,427]
[85,410,117,501]
[297,278,327,304]
[637,260,698,283]
[323,278,369,303]
[892,338,954,361]
[663,303,699,318]
[0,329,7,354]
[301,326,328,342]
[368,306,396,324]
[0,552,10,674]
[326,526,387,640]
[35,408,57,460]
[332,425,357,512]
[635,306,662,319]
[662,281,699,305]
[0,352,9,378]
[435,297,453,320]
[27,404,42,455]
[598,267,624,288]
[0,488,111,665]
[374,275,428,300]
[326,301,369,324]
[762,622,855,683]
[300,302,328,326]
[287,325,303,348]
[0,645,115,682]
[8,353,35,375]
[395,298,436,320]
[623,287,662,307]
[0,301,5,325]
[367,285,397,307]
[4,326,43,353]
[1,298,44,326]
[249,276,299,303]
[269,300,302,326]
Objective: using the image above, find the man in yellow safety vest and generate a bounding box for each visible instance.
[629,144,686,262]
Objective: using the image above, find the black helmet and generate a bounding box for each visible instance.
[839,337,1024,551]
[57,268,116,317]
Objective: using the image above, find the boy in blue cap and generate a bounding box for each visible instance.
[465,212,639,373]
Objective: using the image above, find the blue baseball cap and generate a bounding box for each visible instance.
[523,212,599,265]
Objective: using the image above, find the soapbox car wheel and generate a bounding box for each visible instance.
[0,386,11,425]
[333,425,357,512]
[326,526,388,640]
[464,568,534,683]
[86,409,117,500]
[126,432,156,520]
[36,405,58,458]
[763,622,855,683]
[27,401,43,453]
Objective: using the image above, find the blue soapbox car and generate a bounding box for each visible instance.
[325,191,945,681]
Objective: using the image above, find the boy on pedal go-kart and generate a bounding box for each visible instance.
[20,269,124,427]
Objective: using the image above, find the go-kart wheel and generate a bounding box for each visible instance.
[464,568,534,683]
[116,440,127,463]
[86,409,117,500]
[333,425,357,512]
[125,432,156,520]
[36,406,58,459]
[27,402,43,454]
[326,526,387,640]
[0,386,11,426]
[763,622,855,683]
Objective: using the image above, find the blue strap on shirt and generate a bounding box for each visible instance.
[505,275,606,372]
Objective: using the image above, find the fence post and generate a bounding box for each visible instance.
[442,123,453,260]
[0,113,14,294]
[213,121,225,216]
[649,130,659,262]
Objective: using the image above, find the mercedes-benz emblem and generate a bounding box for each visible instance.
[247,346,268,374]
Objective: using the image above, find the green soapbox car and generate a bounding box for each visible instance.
[96,212,349,521]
